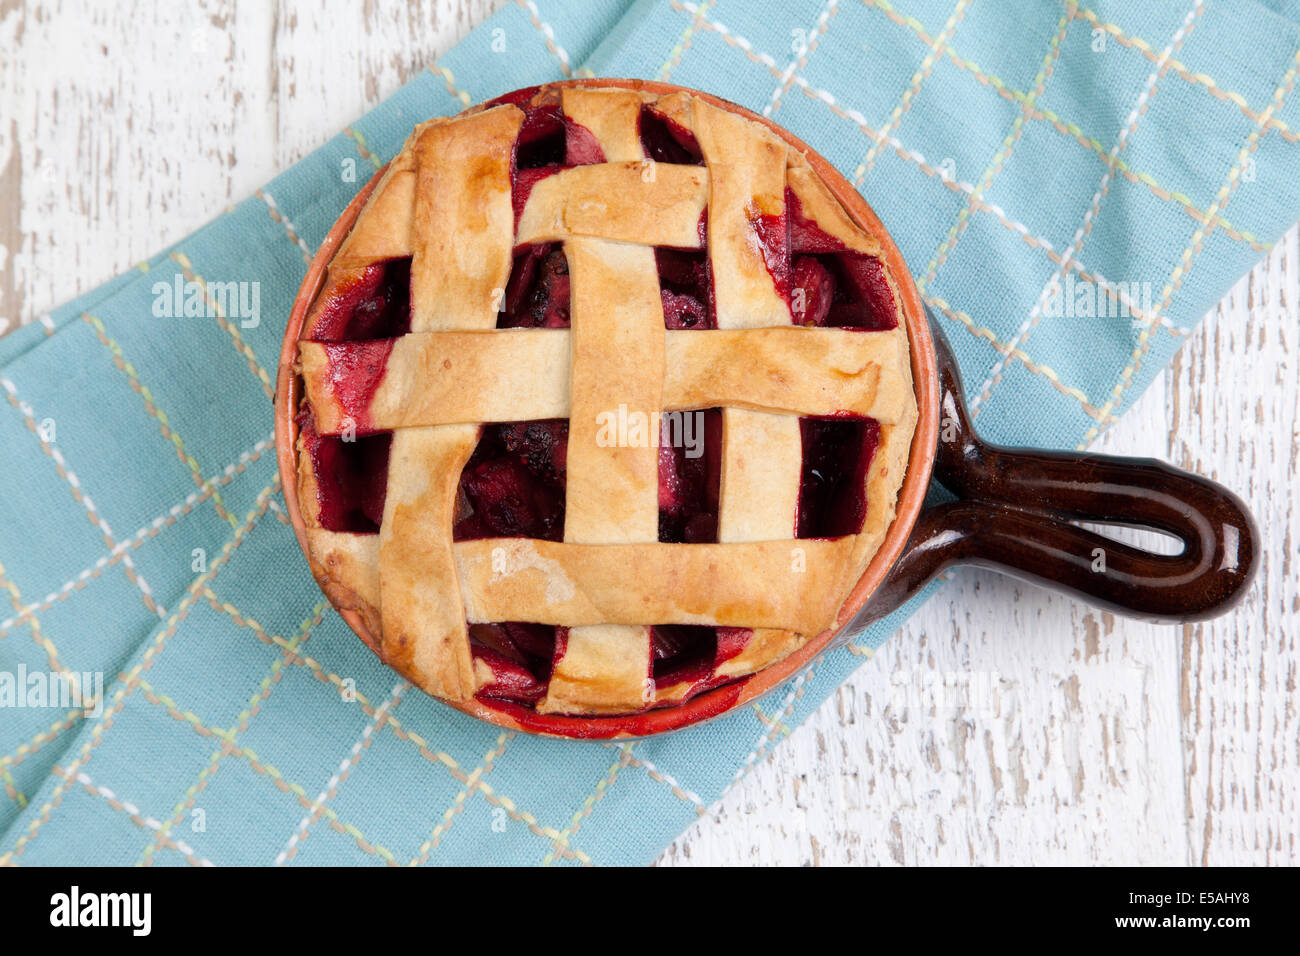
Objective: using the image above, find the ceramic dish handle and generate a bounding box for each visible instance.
[861,311,1259,626]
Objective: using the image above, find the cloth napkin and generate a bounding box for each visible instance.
[2,0,1297,867]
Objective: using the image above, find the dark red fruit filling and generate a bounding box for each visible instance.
[481,85,543,110]
[718,190,898,330]
[499,244,571,328]
[787,190,897,330]
[471,646,546,704]
[319,338,395,433]
[788,189,844,253]
[751,206,792,305]
[299,410,391,533]
[487,85,606,166]
[790,256,836,327]
[797,418,881,538]
[657,408,722,543]
[651,625,750,699]
[564,120,605,167]
[453,421,568,541]
[650,625,712,682]
[656,234,714,329]
[470,622,559,704]
[639,106,704,164]
[309,257,412,342]
[516,107,566,169]
[791,253,896,330]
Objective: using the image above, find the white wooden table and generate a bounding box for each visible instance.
[3,0,1295,866]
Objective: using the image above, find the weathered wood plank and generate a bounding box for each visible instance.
[273,0,503,166]
[0,0,273,327]
[1175,229,1299,867]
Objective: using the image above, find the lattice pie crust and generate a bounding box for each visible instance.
[294,84,917,716]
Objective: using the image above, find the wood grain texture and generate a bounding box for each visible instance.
[1,0,1295,866]
[271,0,500,167]
[1173,236,1299,867]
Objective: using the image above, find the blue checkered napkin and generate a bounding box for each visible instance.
[2,0,1297,866]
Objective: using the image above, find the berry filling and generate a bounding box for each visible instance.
[791,253,897,330]
[499,244,571,328]
[564,120,605,167]
[639,106,704,164]
[796,418,881,539]
[652,625,750,691]
[656,234,714,329]
[470,645,547,704]
[453,409,730,707]
[657,409,722,543]
[453,421,568,542]
[516,107,565,169]
[481,85,544,110]
[787,189,897,330]
[318,338,395,433]
[744,190,898,329]
[751,205,793,305]
[309,257,412,342]
[469,622,559,704]
[299,409,391,534]
[790,256,836,327]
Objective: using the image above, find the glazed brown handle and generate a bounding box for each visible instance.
[862,312,1259,625]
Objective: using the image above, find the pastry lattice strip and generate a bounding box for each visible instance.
[299,328,911,431]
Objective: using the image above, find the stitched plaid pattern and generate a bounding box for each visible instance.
[1,0,1297,866]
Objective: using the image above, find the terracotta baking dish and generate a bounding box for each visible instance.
[275,79,1258,739]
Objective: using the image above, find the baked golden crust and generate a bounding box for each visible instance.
[299,331,572,430]
[295,83,918,716]
[300,326,910,429]
[451,537,857,631]
[559,87,652,162]
[379,425,479,700]
[516,162,708,247]
[540,625,653,715]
